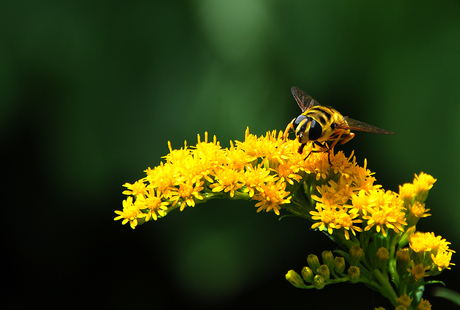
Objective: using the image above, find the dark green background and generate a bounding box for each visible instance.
[2,1,459,309]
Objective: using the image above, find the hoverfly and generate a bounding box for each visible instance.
[283,86,394,164]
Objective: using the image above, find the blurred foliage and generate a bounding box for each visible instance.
[1,0,460,309]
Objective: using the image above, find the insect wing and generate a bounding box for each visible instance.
[291,86,320,112]
[338,117,395,135]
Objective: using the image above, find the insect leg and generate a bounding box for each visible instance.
[283,119,295,140]
[303,141,328,161]
[298,142,307,154]
[337,132,355,145]
[298,142,314,161]
[327,133,345,165]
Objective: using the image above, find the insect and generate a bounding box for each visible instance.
[283,86,394,164]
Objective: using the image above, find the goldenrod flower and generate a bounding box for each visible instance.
[253,179,291,215]
[276,162,303,185]
[396,294,413,308]
[408,261,430,282]
[350,189,371,215]
[310,203,338,234]
[431,250,455,271]
[135,187,169,221]
[115,127,453,308]
[170,179,204,210]
[409,232,453,255]
[209,168,244,197]
[116,128,444,243]
[362,189,406,237]
[413,172,437,202]
[416,298,432,310]
[408,201,430,219]
[408,231,455,273]
[350,158,377,191]
[114,197,144,229]
[241,165,273,197]
[122,180,147,196]
[235,129,288,166]
[406,201,431,228]
[334,210,363,240]
[399,182,415,205]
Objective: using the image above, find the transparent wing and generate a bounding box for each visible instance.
[338,117,395,135]
[291,86,320,112]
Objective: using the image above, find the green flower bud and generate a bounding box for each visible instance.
[373,247,389,269]
[307,254,320,272]
[285,270,307,288]
[396,248,411,276]
[301,266,314,283]
[347,266,360,283]
[317,264,330,281]
[334,256,346,275]
[313,275,325,290]
[349,245,363,266]
[322,251,335,272]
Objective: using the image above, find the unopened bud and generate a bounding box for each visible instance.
[322,251,335,271]
[348,266,360,283]
[396,248,411,276]
[307,254,320,272]
[396,293,413,308]
[301,266,314,283]
[373,247,389,269]
[317,264,330,281]
[285,270,307,288]
[349,245,363,266]
[313,275,325,290]
[334,256,346,275]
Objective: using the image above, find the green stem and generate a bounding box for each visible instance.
[299,277,355,289]
[372,269,398,307]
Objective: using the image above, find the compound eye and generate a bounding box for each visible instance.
[294,115,307,127]
[308,119,322,141]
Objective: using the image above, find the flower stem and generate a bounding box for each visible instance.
[372,269,398,307]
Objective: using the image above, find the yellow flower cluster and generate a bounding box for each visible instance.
[409,231,455,271]
[116,128,311,228]
[115,128,359,228]
[116,126,454,308]
[310,171,436,240]
[115,128,436,239]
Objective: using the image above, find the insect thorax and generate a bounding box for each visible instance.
[294,106,347,143]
